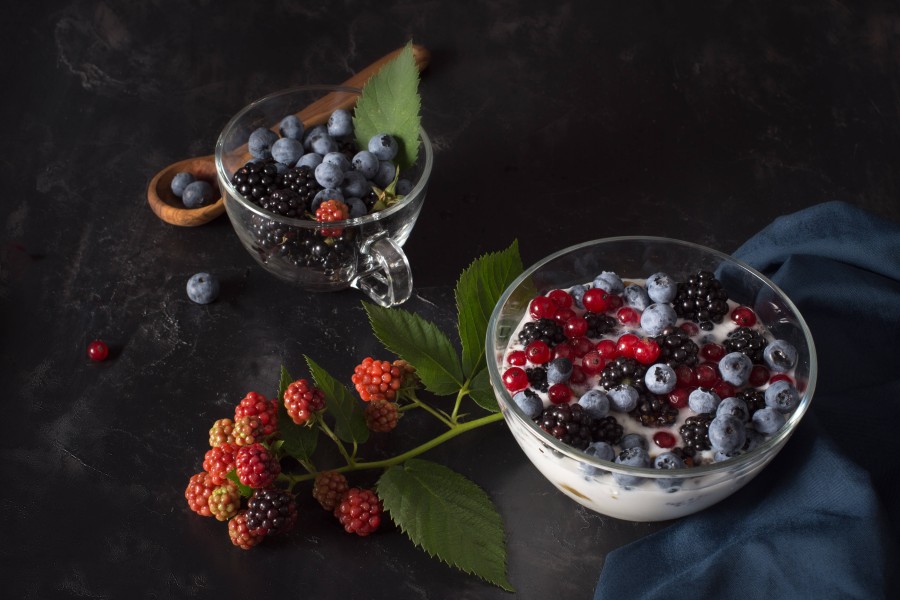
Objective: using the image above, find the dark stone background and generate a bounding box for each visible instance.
[2,1,898,598]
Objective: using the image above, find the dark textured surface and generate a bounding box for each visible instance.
[2,1,899,598]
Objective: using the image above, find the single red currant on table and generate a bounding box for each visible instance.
[87,340,109,361]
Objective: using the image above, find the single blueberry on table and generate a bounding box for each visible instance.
[640,303,677,336]
[765,379,800,413]
[592,271,624,295]
[646,272,677,303]
[716,396,750,421]
[764,339,798,372]
[271,137,304,166]
[613,446,650,487]
[718,351,753,386]
[688,387,722,414]
[620,432,648,451]
[546,357,573,384]
[607,384,639,412]
[708,414,746,453]
[644,363,677,394]
[512,389,543,419]
[314,162,344,189]
[296,152,323,170]
[623,284,651,310]
[327,109,353,137]
[578,389,610,419]
[344,197,367,218]
[752,407,785,434]
[186,272,220,304]
[248,127,279,159]
[351,150,379,179]
[170,171,194,197]
[368,132,398,161]
[279,115,304,140]
[181,180,215,208]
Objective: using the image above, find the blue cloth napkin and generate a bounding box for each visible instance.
[595,201,900,600]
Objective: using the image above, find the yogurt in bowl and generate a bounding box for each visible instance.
[485,237,816,521]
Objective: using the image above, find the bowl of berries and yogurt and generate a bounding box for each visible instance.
[486,237,817,521]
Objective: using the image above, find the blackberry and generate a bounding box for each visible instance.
[535,403,596,450]
[231,159,280,203]
[245,488,298,536]
[279,165,322,204]
[629,393,679,428]
[723,327,768,364]
[652,326,699,367]
[735,388,766,416]
[672,270,729,331]
[258,188,306,219]
[593,415,624,445]
[599,357,647,393]
[526,366,548,393]
[679,413,714,456]
[585,313,617,338]
[518,318,565,348]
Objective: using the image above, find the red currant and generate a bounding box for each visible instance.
[529,296,557,320]
[653,431,676,448]
[502,367,529,392]
[547,383,572,404]
[580,350,606,375]
[633,339,661,365]
[694,363,719,388]
[564,316,588,339]
[553,306,576,324]
[700,343,726,362]
[679,321,700,336]
[87,340,109,362]
[569,336,593,358]
[547,289,573,308]
[730,306,757,327]
[507,350,527,366]
[674,364,694,388]
[596,339,618,360]
[616,306,641,326]
[569,365,587,385]
[749,365,770,387]
[552,344,574,360]
[582,288,611,313]
[713,380,736,400]
[525,340,551,364]
[770,373,794,386]
[616,333,640,358]
[667,388,690,408]
[606,294,622,310]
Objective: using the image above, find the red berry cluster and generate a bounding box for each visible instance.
[283,378,326,425]
[315,199,350,237]
[351,357,414,403]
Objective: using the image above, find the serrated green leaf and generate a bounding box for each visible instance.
[377,459,513,591]
[352,42,421,169]
[277,365,293,399]
[456,240,523,378]
[305,356,369,445]
[274,365,320,462]
[226,470,253,498]
[362,302,463,396]
[467,367,499,413]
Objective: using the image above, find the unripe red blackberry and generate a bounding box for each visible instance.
[208,481,241,522]
[351,357,405,402]
[245,488,297,535]
[312,471,349,511]
[334,488,382,536]
[364,399,399,432]
[208,418,236,447]
[202,442,238,485]
[185,472,216,517]
[283,378,326,425]
[315,198,350,237]
[228,511,266,550]
[234,392,278,438]
[235,443,281,489]
[233,415,265,446]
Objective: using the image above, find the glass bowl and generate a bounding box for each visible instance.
[486,237,817,521]
[215,85,433,307]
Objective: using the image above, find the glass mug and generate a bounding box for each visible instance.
[215,85,432,307]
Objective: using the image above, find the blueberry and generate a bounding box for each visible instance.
[708,415,746,453]
[310,133,338,156]
[620,433,648,451]
[622,284,651,310]
[644,363,677,395]
[327,109,353,137]
[312,188,344,212]
[764,339,798,372]
[374,160,396,188]
[351,150,379,179]
[640,303,677,336]
[323,151,351,172]
[646,272,677,303]
[581,441,615,477]
[714,449,741,462]
[546,357,573,385]
[569,284,588,309]
[512,389,543,419]
[577,389,610,419]
[186,272,220,304]
[368,133,398,161]
[688,388,721,413]
[765,380,800,413]
[607,384,639,412]
[345,197,367,218]
[613,446,650,487]
[592,271,624,295]
[170,171,194,197]
[271,137,304,166]
[653,451,686,491]
[718,351,753,386]
[341,170,371,198]
[743,428,765,451]
[716,396,750,421]
[314,162,344,189]
[248,127,279,159]
[303,125,327,150]
[396,178,413,195]
[752,407,785,434]
[181,180,215,208]
[279,115,304,140]
[296,152,323,170]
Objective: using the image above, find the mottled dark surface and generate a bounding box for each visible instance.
[2,1,899,598]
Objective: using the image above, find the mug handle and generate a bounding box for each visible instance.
[352,231,413,307]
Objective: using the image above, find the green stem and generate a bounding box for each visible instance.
[450,382,469,423]
[318,418,354,466]
[404,391,454,428]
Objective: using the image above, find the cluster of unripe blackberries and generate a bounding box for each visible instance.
[184,358,416,548]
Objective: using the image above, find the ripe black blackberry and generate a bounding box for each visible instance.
[283,233,356,274]
[593,415,624,445]
[735,388,766,416]
[231,159,280,203]
[585,313,617,338]
[672,270,729,331]
[723,327,768,364]
[245,488,297,536]
[679,413,714,456]
[599,357,647,393]
[535,403,596,450]
[258,188,306,219]
[279,165,322,208]
[526,366,549,393]
[629,393,679,427]
[652,326,699,367]
[518,318,565,348]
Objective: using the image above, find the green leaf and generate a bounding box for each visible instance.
[456,240,523,378]
[467,367,499,413]
[226,470,253,498]
[274,366,320,463]
[305,355,369,445]
[362,302,464,396]
[377,459,513,591]
[353,42,421,169]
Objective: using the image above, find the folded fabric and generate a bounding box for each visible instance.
[594,201,900,600]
